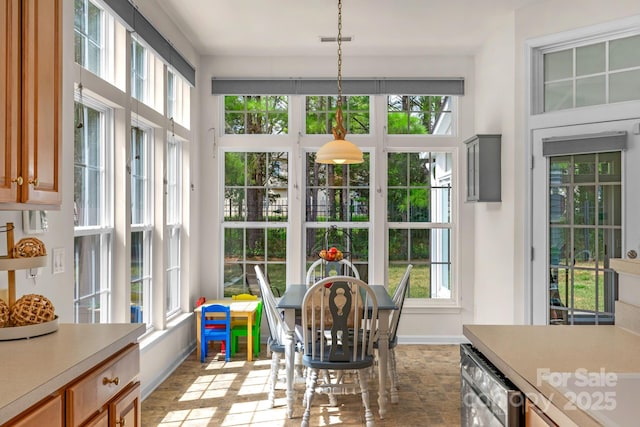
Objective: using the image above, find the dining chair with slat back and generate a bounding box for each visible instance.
[375,264,412,403]
[305,258,360,286]
[254,265,302,409]
[301,276,378,427]
[201,304,232,362]
[230,293,262,358]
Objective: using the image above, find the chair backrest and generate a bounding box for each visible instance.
[388,264,413,342]
[232,293,258,300]
[201,304,232,336]
[255,265,288,346]
[305,258,360,285]
[302,276,378,363]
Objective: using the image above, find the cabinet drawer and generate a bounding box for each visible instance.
[66,344,140,427]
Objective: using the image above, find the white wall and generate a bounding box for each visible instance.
[471,13,519,324]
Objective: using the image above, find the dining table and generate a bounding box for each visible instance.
[277,284,397,419]
[194,299,260,362]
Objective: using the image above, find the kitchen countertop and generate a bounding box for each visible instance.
[463,324,640,427]
[0,323,145,424]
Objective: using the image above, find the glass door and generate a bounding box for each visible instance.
[547,152,621,324]
[531,119,640,324]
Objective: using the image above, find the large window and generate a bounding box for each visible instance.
[131,126,153,324]
[73,101,112,323]
[305,153,371,280]
[224,96,288,134]
[223,152,288,296]
[387,152,453,299]
[73,0,191,331]
[542,33,640,112]
[219,92,459,303]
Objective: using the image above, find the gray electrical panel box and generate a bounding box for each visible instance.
[464,134,501,202]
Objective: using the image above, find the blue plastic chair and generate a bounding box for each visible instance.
[200,304,232,362]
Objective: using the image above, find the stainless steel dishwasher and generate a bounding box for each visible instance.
[460,344,524,426]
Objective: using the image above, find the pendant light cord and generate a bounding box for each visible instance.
[333,0,347,141]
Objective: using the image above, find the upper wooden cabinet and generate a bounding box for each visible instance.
[0,0,61,209]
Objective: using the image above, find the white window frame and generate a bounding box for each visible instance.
[385,150,455,303]
[165,133,182,317]
[73,94,114,323]
[130,124,154,326]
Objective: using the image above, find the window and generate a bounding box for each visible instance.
[131,39,147,103]
[223,152,288,296]
[166,134,182,316]
[72,0,192,330]
[167,70,191,129]
[74,0,103,76]
[542,33,640,112]
[387,96,453,135]
[73,100,113,323]
[306,96,370,134]
[305,153,371,280]
[224,96,288,134]
[130,126,153,325]
[387,152,453,299]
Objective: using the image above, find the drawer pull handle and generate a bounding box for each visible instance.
[102,376,120,386]
[11,177,23,186]
[116,417,126,426]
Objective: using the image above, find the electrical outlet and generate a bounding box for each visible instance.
[52,248,64,274]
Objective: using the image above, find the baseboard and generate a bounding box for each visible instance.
[141,343,195,400]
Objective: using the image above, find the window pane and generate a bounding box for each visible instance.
[609,69,640,103]
[576,75,605,107]
[224,96,289,134]
[387,95,452,135]
[74,103,103,227]
[74,234,111,323]
[545,50,573,80]
[306,96,369,135]
[576,42,605,76]
[544,80,573,111]
[131,127,149,225]
[609,34,640,70]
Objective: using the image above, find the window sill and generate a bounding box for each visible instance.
[139,311,192,351]
[403,301,462,315]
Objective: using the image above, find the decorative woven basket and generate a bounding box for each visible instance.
[13,237,47,258]
[10,294,55,326]
[0,299,9,327]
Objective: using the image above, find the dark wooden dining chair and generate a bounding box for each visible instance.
[300,276,378,427]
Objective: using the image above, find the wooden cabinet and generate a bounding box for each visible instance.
[4,344,140,427]
[5,395,63,427]
[0,0,61,208]
[66,344,140,427]
[464,134,501,202]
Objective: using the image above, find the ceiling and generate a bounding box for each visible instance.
[155,0,546,57]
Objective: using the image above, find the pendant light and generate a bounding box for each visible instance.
[315,0,363,165]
